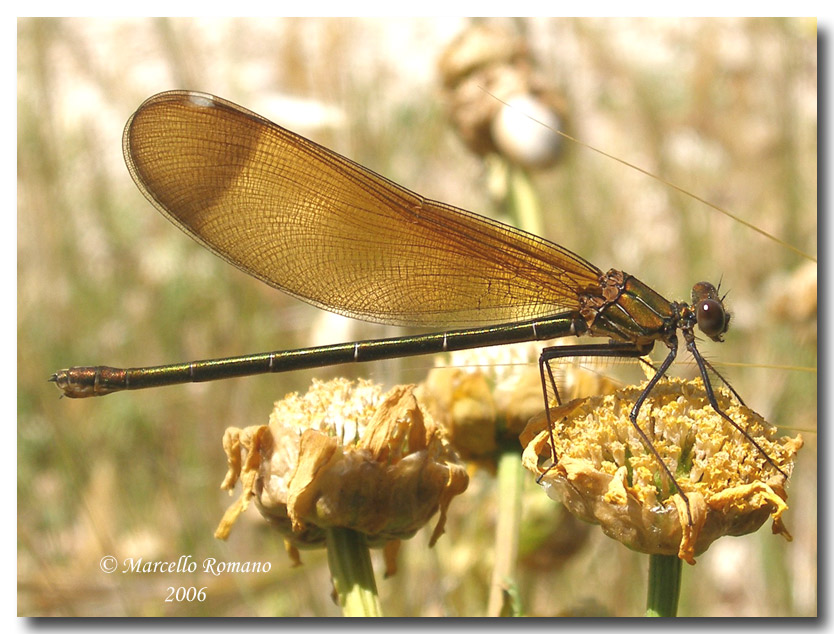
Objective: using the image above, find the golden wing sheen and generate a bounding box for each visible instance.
[123,90,602,328]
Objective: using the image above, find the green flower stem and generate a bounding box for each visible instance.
[483,158,537,618]
[487,450,524,616]
[325,527,382,617]
[506,165,543,237]
[645,553,682,617]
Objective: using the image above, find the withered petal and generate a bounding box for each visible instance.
[287,429,340,533]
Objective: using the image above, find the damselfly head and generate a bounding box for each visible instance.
[691,281,730,342]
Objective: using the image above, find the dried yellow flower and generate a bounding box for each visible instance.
[215,378,468,570]
[521,378,803,564]
[417,342,618,469]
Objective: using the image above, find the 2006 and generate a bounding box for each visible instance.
[165,586,207,602]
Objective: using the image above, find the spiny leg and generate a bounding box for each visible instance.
[535,341,653,483]
[626,335,693,526]
[684,333,788,479]
[536,353,562,480]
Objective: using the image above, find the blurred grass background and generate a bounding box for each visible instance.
[17,17,816,616]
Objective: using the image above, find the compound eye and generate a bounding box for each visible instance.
[696,298,728,340]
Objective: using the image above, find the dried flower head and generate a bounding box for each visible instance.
[416,342,618,469]
[437,22,568,167]
[521,377,803,564]
[416,343,540,467]
[215,378,468,571]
